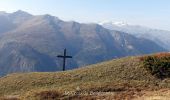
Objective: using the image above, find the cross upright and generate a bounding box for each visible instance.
[57,49,72,71]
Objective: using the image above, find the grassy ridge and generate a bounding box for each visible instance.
[0,55,169,99]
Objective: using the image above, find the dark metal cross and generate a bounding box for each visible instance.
[57,49,72,71]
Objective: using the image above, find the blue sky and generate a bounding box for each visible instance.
[0,0,170,30]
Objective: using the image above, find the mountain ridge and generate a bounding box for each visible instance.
[0,10,166,76]
[100,21,170,50]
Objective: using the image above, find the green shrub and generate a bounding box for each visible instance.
[141,53,170,79]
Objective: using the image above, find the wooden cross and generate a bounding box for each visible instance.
[57,49,72,71]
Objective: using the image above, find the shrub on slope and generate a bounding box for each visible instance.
[141,53,170,79]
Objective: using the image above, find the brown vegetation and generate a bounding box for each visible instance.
[0,53,169,99]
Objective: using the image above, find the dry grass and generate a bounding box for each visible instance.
[0,54,169,99]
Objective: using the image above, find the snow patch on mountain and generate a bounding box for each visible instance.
[99,21,128,27]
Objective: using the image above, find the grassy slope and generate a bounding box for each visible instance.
[0,56,169,99]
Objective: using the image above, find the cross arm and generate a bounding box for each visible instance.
[57,55,64,58]
[57,55,72,58]
[65,56,72,58]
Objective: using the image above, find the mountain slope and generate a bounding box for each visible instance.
[100,21,170,50]
[0,42,58,76]
[0,11,166,76]
[0,53,169,99]
[110,31,165,55]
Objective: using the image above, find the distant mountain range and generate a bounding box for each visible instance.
[0,10,166,76]
[99,21,170,50]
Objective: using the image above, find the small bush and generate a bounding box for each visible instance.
[141,53,170,79]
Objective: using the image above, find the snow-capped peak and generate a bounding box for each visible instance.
[99,21,128,27]
[112,21,128,26]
